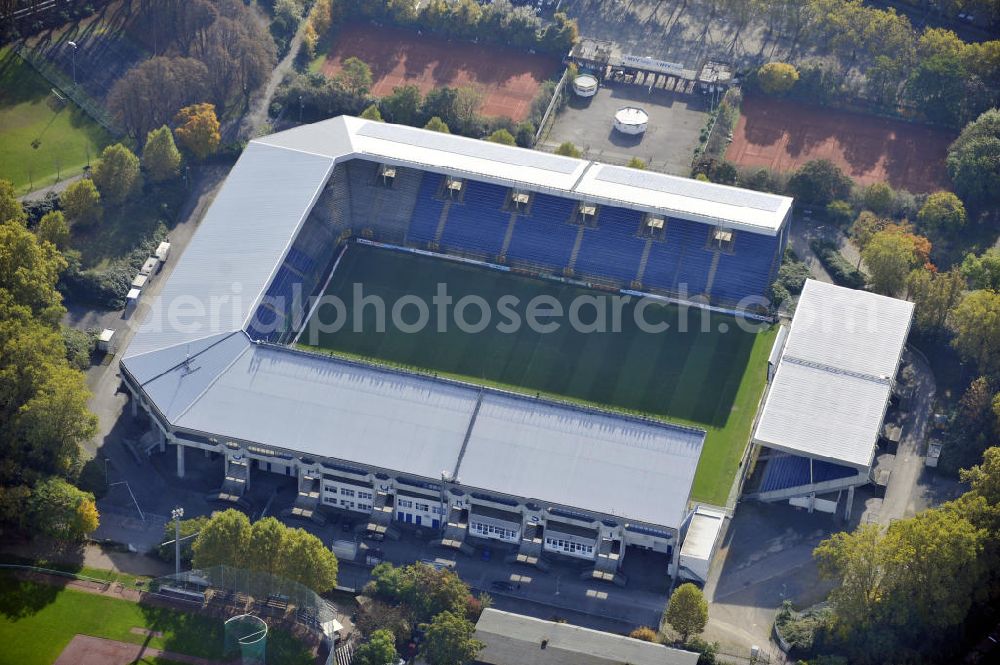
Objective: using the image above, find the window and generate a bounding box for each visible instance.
[432,506,445,515]
[709,226,735,252]
[340,488,355,497]
[398,499,413,509]
[415,502,429,512]
[358,491,373,500]
[357,503,372,511]
[340,500,354,509]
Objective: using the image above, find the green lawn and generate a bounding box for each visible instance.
[0,574,313,665]
[0,48,111,193]
[300,243,775,505]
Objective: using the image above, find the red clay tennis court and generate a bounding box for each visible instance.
[321,23,559,121]
[727,96,955,192]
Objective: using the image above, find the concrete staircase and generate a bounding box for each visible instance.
[434,506,474,555]
[365,491,401,541]
[281,473,326,526]
[585,538,627,586]
[207,457,252,509]
[507,522,550,571]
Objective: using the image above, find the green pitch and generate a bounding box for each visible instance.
[301,243,775,505]
[0,48,110,193]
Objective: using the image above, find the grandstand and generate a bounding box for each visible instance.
[745,280,915,518]
[121,117,793,584]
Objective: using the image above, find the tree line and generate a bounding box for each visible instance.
[109,0,277,139]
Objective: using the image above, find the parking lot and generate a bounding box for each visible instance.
[540,80,710,176]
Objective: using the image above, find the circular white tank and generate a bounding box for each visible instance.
[572,74,599,97]
[613,107,649,135]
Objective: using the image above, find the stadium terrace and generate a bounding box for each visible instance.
[121,116,796,582]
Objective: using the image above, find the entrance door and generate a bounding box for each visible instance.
[415,515,422,526]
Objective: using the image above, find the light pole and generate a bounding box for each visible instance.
[67,41,78,85]
[171,507,184,576]
[104,457,110,488]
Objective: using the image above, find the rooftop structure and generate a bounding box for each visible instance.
[474,608,699,665]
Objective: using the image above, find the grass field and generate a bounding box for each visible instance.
[301,244,775,505]
[0,48,111,193]
[0,574,312,665]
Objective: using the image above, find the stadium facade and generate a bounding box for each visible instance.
[121,117,794,580]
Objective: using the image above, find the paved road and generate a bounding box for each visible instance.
[17,173,84,202]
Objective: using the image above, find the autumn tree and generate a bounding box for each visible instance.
[36,211,70,250]
[174,103,221,160]
[367,562,471,624]
[485,128,515,145]
[664,583,708,643]
[950,290,1000,376]
[192,509,251,569]
[337,56,373,98]
[93,144,141,206]
[555,141,581,158]
[192,12,277,108]
[861,181,894,216]
[424,116,451,133]
[0,179,26,225]
[421,610,484,665]
[142,126,183,183]
[916,190,966,233]
[453,86,483,134]
[353,629,399,665]
[108,57,209,138]
[861,229,922,295]
[359,104,383,121]
[60,179,102,227]
[28,477,99,541]
[905,268,964,335]
[850,210,890,251]
[757,62,799,94]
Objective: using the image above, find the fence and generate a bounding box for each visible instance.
[13,43,122,136]
[534,67,570,146]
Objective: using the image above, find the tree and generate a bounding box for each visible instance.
[28,477,99,541]
[961,248,1000,291]
[360,104,384,121]
[453,86,483,134]
[514,122,535,148]
[279,527,339,592]
[142,126,182,183]
[337,56,373,98]
[420,610,483,665]
[555,141,581,158]
[905,51,968,126]
[757,62,799,94]
[424,116,451,133]
[108,57,209,138]
[906,268,965,334]
[0,179,26,225]
[174,103,221,160]
[627,157,648,169]
[192,12,277,109]
[368,563,470,623]
[36,211,69,250]
[861,229,922,295]
[353,629,399,665]
[158,515,209,565]
[629,626,658,641]
[355,600,412,646]
[950,290,1000,376]
[382,84,422,125]
[787,159,853,206]
[692,156,738,185]
[92,144,141,206]
[422,87,459,128]
[916,190,966,233]
[861,182,894,216]
[192,509,251,570]
[248,516,286,576]
[825,199,854,226]
[60,179,102,227]
[947,108,1000,207]
[485,128,515,145]
[664,583,708,643]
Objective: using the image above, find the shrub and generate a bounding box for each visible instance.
[629,626,658,642]
[810,240,866,289]
[757,62,799,95]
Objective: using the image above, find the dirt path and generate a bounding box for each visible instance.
[55,634,233,665]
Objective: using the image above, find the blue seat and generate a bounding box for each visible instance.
[760,453,857,492]
[439,181,510,257]
[574,206,646,283]
[407,173,446,243]
[710,231,781,303]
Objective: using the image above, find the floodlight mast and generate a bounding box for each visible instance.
[171,507,184,575]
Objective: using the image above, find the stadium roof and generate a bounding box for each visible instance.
[753,280,914,469]
[474,609,699,665]
[123,335,704,529]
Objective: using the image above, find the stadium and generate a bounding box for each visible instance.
[121,116,798,583]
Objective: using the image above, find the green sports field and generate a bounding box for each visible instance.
[0,573,312,665]
[300,243,776,505]
[0,48,111,193]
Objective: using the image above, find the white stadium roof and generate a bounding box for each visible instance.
[753,280,914,469]
[119,116,804,529]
